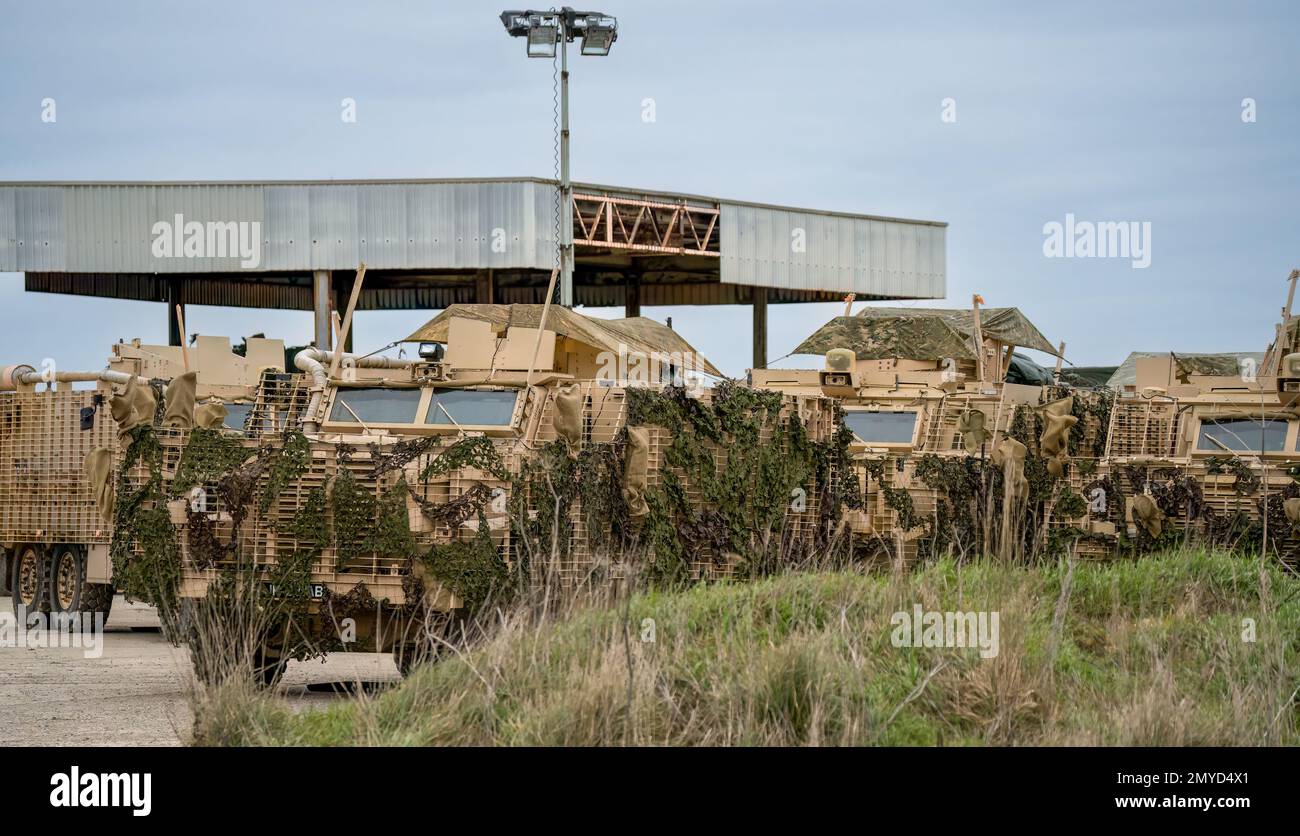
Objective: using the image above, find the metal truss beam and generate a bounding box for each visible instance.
[572,193,720,257]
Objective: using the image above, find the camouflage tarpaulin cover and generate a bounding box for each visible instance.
[1105,351,1264,389]
[1059,366,1119,387]
[793,306,1058,361]
[1174,354,1246,381]
[404,304,724,377]
[794,315,977,361]
[1006,352,1055,385]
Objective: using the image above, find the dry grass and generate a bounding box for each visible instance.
[191,549,1300,746]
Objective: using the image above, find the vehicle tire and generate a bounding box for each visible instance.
[185,609,286,689]
[80,582,115,621]
[254,642,286,689]
[394,608,466,676]
[391,642,422,677]
[188,640,275,689]
[48,544,85,615]
[10,544,48,624]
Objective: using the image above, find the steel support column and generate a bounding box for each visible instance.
[625,271,641,318]
[312,270,332,349]
[167,277,185,347]
[752,287,768,370]
[475,269,495,304]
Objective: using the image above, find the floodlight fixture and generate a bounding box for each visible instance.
[525,13,561,57]
[499,8,620,307]
[499,9,618,58]
[576,14,617,55]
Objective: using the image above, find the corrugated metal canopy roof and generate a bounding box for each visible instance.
[0,178,946,307]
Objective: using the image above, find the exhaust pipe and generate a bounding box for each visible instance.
[0,365,147,391]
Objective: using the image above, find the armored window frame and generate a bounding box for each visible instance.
[424,388,520,429]
[1194,417,1289,453]
[842,409,919,448]
[221,401,254,432]
[327,387,424,426]
[321,384,523,436]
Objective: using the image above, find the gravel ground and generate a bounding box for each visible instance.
[1,596,401,746]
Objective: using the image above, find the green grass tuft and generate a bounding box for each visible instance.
[193,549,1300,747]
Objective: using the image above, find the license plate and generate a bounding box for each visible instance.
[264,582,325,599]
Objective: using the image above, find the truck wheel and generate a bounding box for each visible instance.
[11,545,48,624]
[392,611,461,676]
[190,639,285,688]
[254,644,287,689]
[189,642,281,689]
[49,545,85,615]
[391,642,420,677]
[80,582,115,621]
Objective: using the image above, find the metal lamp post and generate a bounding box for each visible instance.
[500,8,618,308]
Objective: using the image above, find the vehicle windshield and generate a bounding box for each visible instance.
[424,389,518,427]
[843,410,917,444]
[329,388,423,424]
[1197,418,1287,452]
[222,402,253,431]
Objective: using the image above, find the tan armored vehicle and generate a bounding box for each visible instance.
[1083,270,1300,558]
[756,273,1300,565]
[99,303,845,683]
[753,300,1110,563]
[0,336,284,622]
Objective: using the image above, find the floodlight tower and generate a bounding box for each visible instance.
[500,8,619,308]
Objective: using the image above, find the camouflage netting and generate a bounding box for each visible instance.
[100,345,1300,670]
[624,382,858,583]
[1115,457,1300,559]
[895,384,1300,566]
[105,377,851,659]
[859,386,1117,565]
[793,306,1060,360]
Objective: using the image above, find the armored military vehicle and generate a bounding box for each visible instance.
[758,275,1300,565]
[0,336,285,623]
[1077,270,1300,559]
[100,304,846,683]
[753,300,1111,564]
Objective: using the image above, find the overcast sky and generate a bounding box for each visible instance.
[2,0,1297,377]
